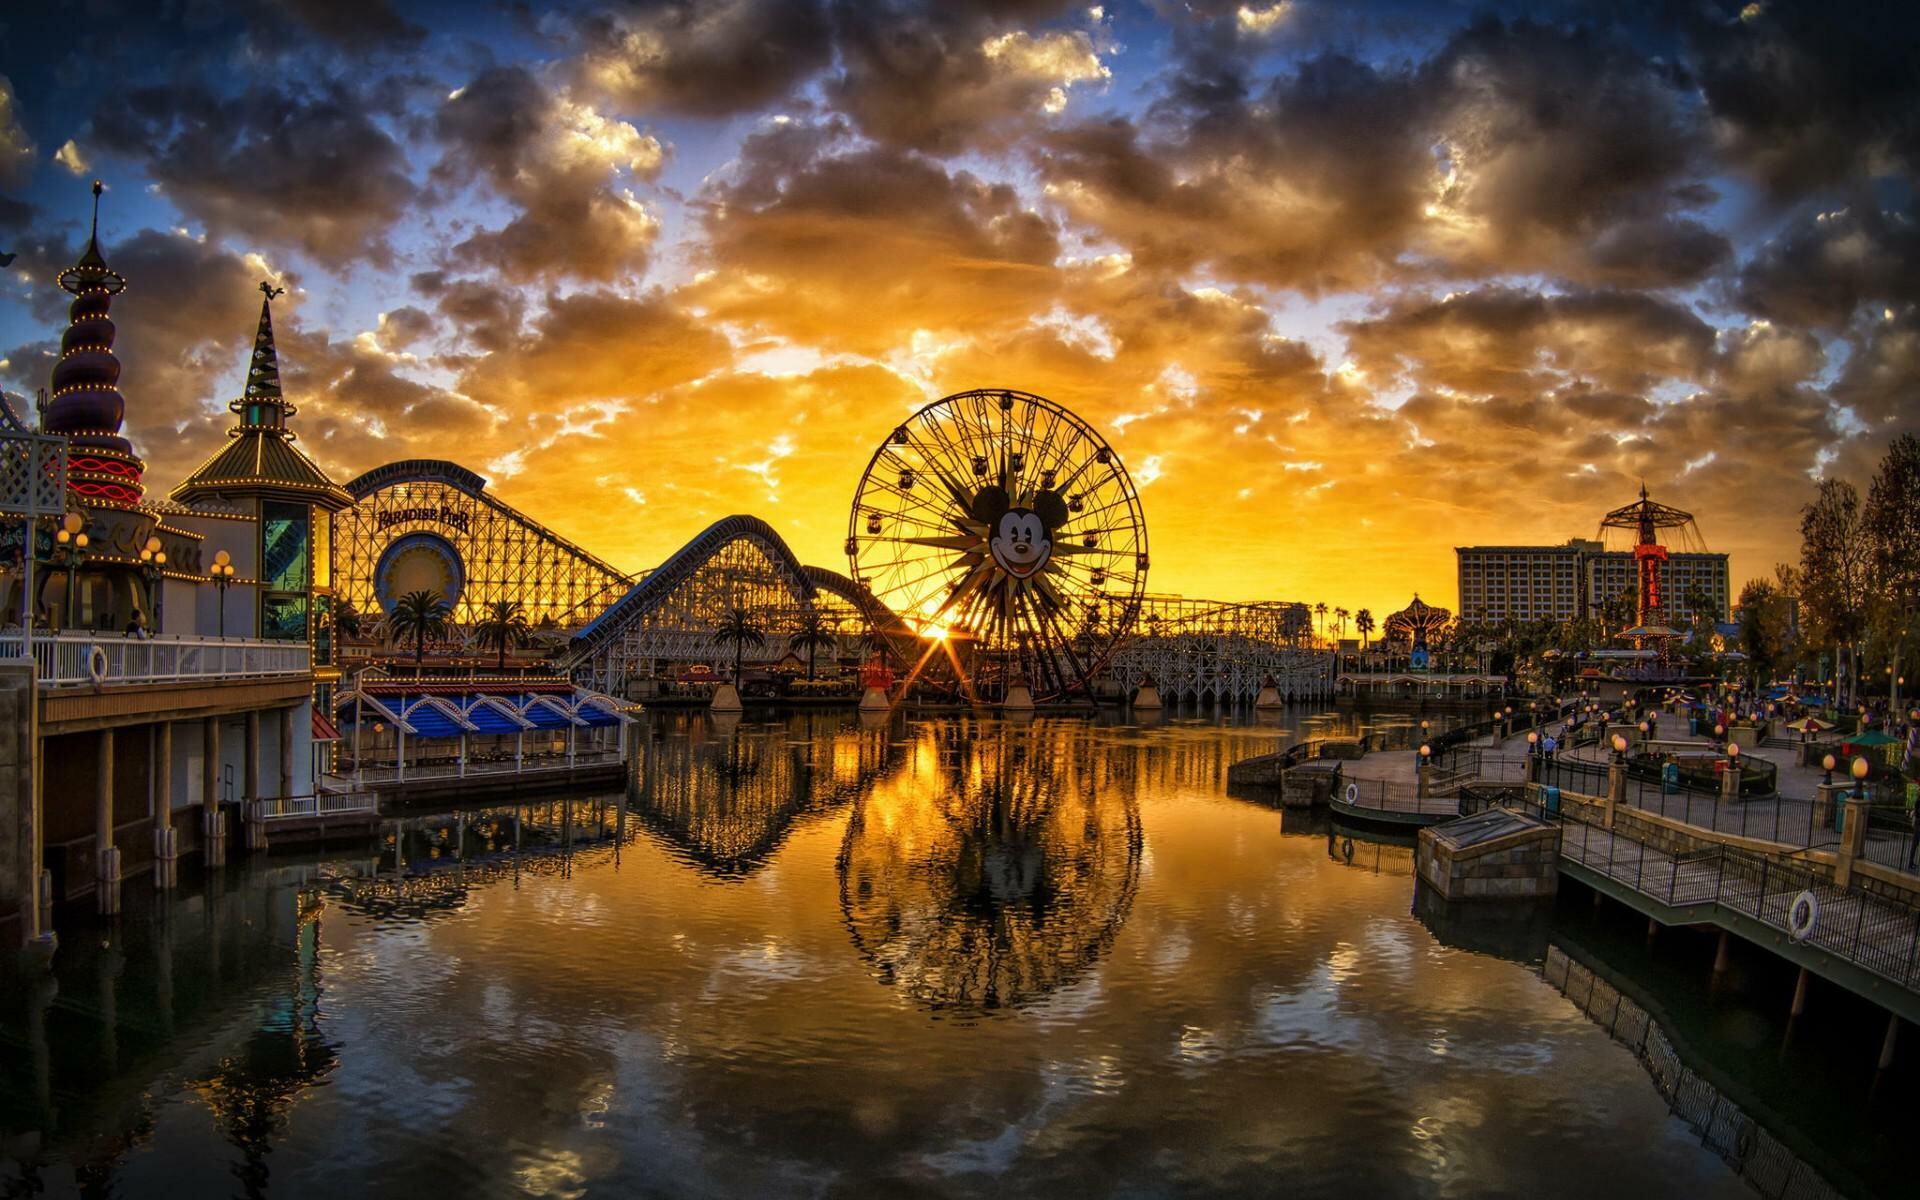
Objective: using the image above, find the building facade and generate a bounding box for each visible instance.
[1457,539,1728,625]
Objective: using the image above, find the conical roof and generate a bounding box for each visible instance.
[172,282,351,512]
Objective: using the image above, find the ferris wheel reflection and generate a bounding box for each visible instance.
[837,719,1144,1012]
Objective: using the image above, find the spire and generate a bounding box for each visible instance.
[46,179,143,505]
[234,280,292,428]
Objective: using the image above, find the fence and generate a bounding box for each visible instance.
[252,793,378,821]
[1508,791,1920,992]
[1536,758,1919,876]
[0,632,310,686]
[1544,947,1845,1200]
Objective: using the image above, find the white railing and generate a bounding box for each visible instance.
[0,632,311,688]
[253,792,379,821]
[330,748,626,786]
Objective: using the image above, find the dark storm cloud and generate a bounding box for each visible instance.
[1039,17,1721,291]
[1831,308,1920,432]
[1734,201,1920,330]
[434,64,664,282]
[1339,288,1717,398]
[1684,0,1920,201]
[571,0,835,116]
[87,81,416,265]
[276,0,427,48]
[826,0,1103,154]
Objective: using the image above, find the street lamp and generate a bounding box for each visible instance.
[136,535,166,632]
[1822,753,1836,786]
[1611,732,1628,760]
[1851,755,1870,802]
[211,549,236,637]
[53,512,90,630]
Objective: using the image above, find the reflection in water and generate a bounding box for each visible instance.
[0,711,1848,1198]
[632,711,902,876]
[839,719,1142,1012]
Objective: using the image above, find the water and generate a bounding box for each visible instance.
[0,709,1834,1197]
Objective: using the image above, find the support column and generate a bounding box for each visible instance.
[96,728,120,915]
[244,711,266,851]
[1605,760,1624,830]
[153,722,176,890]
[278,707,294,800]
[202,717,226,868]
[1837,794,1871,889]
[1711,930,1731,989]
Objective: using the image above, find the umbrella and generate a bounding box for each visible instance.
[1785,717,1830,733]
[1846,730,1900,747]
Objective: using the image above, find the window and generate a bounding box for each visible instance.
[262,502,310,593]
[261,594,307,641]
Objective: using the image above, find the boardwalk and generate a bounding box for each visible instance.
[1548,805,1920,1016]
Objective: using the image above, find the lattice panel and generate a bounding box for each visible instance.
[0,430,69,518]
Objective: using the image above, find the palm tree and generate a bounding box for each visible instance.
[389,590,450,666]
[475,599,531,669]
[787,610,837,681]
[332,598,362,641]
[713,606,767,687]
[1314,601,1328,641]
[1355,608,1375,651]
[1334,606,1349,640]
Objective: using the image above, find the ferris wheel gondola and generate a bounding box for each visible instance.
[847,388,1148,701]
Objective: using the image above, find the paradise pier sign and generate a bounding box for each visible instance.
[375,504,472,533]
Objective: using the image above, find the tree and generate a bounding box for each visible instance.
[787,610,837,682]
[1863,433,1920,705]
[1314,601,1329,642]
[389,590,450,666]
[474,599,531,669]
[1334,606,1349,640]
[713,606,767,687]
[332,598,362,641]
[1736,578,1794,691]
[1681,582,1714,636]
[1799,478,1870,705]
[1355,608,1375,652]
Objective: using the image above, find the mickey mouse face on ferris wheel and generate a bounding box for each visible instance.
[971,485,1069,581]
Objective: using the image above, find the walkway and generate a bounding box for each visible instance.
[1546,802,1920,1021]
[1543,726,1920,878]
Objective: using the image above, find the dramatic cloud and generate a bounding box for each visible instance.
[1735,202,1920,330]
[0,0,1912,611]
[1686,0,1920,201]
[87,82,417,265]
[692,122,1061,353]
[572,0,835,116]
[436,65,665,282]
[831,3,1108,152]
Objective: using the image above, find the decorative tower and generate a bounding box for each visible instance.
[45,181,144,506]
[174,282,351,650]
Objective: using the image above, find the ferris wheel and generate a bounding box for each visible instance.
[846,388,1149,700]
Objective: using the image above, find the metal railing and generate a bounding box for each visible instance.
[253,793,379,821]
[1537,758,1920,875]
[336,747,626,785]
[1508,791,1920,992]
[0,632,311,687]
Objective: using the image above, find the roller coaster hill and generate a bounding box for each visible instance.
[332,392,1333,707]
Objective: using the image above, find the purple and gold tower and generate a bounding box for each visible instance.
[44,181,145,507]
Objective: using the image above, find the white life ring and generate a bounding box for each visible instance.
[86,644,109,684]
[1344,781,1360,804]
[1788,891,1818,941]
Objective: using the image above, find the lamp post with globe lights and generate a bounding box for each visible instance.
[210,550,237,637]
[136,535,166,632]
[54,512,89,630]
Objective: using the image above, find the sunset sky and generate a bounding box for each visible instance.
[0,0,1914,618]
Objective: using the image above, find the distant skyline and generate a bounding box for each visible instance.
[1,0,1915,618]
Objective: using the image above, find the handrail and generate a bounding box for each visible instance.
[0,631,311,688]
